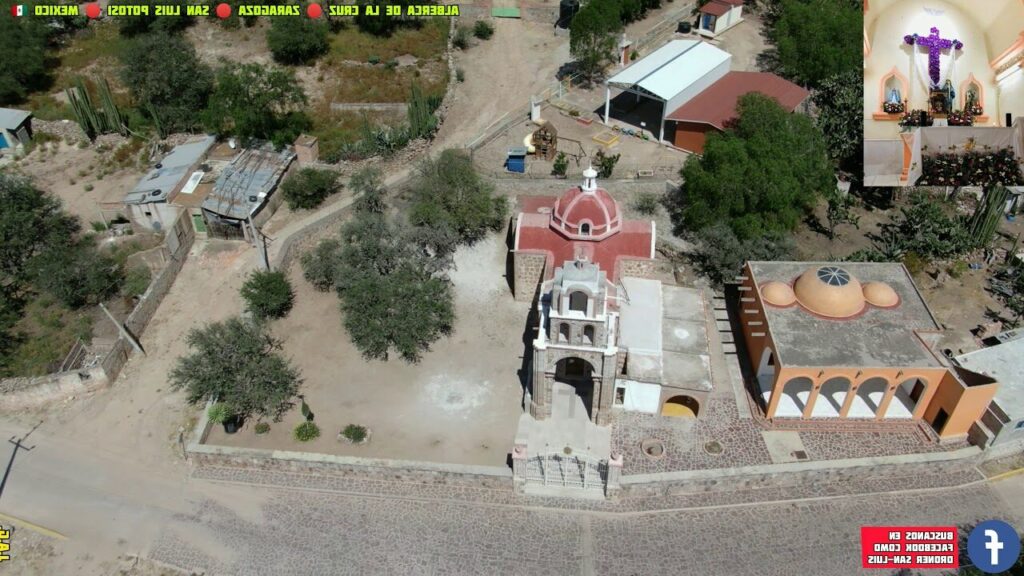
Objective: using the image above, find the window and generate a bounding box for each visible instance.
[569,291,588,313]
[558,323,570,343]
[614,386,625,406]
[580,222,591,236]
[583,325,595,345]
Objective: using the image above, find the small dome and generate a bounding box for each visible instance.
[760,281,796,307]
[793,266,865,318]
[550,180,622,241]
[863,282,900,308]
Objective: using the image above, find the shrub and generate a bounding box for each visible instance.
[368,55,381,65]
[632,192,660,215]
[267,17,329,65]
[240,270,295,320]
[301,239,342,291]
[254,422,271,434]
[902,251,928,277]
[293,421,320,442]
[385,59,398,70]
[552,152,568,177]
[342,423,368,442]
[91,221,107,232]
[947,260,968,279]
[122,265,152,298]
[453,25,471,49]
[207,402,231,424]
[594,149,620,178]
[689,224,794,287]
[84,184,94,192]
[281,167,341,210]
[456,68,465,83]
[473,20,494,40]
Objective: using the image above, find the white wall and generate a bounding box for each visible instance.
[865,0,1000,139]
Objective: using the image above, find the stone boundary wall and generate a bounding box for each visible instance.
[272,202,356,273]
[0,213,195,409]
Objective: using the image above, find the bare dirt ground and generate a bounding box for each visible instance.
[206,233,526,467]
[7,140,147,225]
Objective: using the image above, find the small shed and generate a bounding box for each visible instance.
[506,147,528,173]
[532,122,559,161]
[697,0,743,36]
[0,108,33,150]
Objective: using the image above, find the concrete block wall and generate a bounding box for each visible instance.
[0,366,108,410]
[617,257,657,280]
[513,252,546,301]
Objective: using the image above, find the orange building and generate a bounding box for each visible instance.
[737,261,997,440]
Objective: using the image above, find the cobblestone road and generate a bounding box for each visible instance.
[151,473,1024,576]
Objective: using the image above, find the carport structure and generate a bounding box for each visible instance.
[603,39,731,142]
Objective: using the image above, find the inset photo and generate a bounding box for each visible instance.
[863,0,1024,187]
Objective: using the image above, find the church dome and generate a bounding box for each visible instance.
[863,281,900,308]
[760,281,796,307]
[550,167,622,241]
[793,266,865,319]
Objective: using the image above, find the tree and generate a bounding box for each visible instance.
[267,17,329,65]
[552,152,568,177]
[28,243,123,309]
[812,69,861,171]
[301,238,343,292]
[768,0,860,88]
[120,33,214,134]
[594,149,620,178]
[203,63,310,147]
[473,20,494,40]
[280,168,341,210]
[0,175,80,290]
[671,93,833,241]
[354,0,415,36]
[240,270,295,320]
[169,317,301,420]
[824,191,859,240]
[688,223,794,287]
[349,168,387,215]
[109,0,194,36]
[409,149,507,245]
[0,17,49,104]
[569,0,622,81]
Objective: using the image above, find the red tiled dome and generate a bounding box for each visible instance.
[551,167,622,240]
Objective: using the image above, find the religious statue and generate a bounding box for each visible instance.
[942,79,956,113]
[888,88,902,104]
[965,88,977,110]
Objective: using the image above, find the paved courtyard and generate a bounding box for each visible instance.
[149,468,1024,576]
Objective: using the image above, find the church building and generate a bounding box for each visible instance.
[863,0,1024,185]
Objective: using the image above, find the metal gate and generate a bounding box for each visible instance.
[524,452,607,492]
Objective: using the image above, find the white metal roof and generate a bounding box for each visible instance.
[606,40,731,101]
[0,108,31,129]
[955,339,1024,419]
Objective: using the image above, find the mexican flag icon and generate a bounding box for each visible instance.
[10,4,25,16]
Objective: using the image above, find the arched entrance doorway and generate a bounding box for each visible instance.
[775,376,812,417]
[553,357,595,420]
[756,347,776,407]
[889,377,927,418]
[849,377,889,418]
[662,395,700,417]
[811,377,852,417]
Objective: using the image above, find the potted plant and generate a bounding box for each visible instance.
[948,109,973,126]
[207,402,242,434]
[883,101,905,114]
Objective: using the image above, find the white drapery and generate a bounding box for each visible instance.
[909,45,958,106]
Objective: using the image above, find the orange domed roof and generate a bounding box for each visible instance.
[550,167,622,240]
[760,281,796,307]
[863,281,900,308]
[793,266,865,319]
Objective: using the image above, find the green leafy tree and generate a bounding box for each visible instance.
[409,149,507,245]
[267,17,329,65]
[301,238,343,292]
[203,63,310,147]
[120,33,214,134]
[0,17,49,104]
[169,317,301,420]
[109,0,194,36]
[29,244,123,309]
[281,168,341,210]
[473,20,494,40]
[812,69,862,170]
[824,191,860,240]
[569,0,622,81]
[672,93,833,241]
[594,149,620,178]
[768,0,860,88]
[240,270,295,320]
[0,175,80,290]
[552,152,569,177]
[350,168,387,215]
[354,0,415,36]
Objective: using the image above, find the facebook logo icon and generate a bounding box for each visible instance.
[967,520,1021,573]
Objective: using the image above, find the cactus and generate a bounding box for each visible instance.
[65,76,125,141]
[967,185,1009,248]
[98,78,126,136]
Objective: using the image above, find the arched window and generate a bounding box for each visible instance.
[558,323,570,343]
[583,325,595,345]
[580,222,591,236]
[569,291,588,313]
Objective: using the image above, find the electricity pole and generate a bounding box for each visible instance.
[0,422,41,504]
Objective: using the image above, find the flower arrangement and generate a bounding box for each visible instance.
[918,147,1024,186]
[899,109,932,128]
[968,104,984,116]
[947,109,973,126]
[883,101,905,114]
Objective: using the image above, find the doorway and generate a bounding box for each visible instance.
[931,408,949,435]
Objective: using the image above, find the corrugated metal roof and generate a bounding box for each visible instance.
[124,136,217,205]
[606,40,731,101]
[202,146,295,220]
[0,108,31,129]
[665,71,810,129]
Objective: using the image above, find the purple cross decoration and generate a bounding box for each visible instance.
[904,27,963,88]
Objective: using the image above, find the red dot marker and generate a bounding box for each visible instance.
[306,3,322,18]
[85,3,101,18]
[215,3,232,18]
